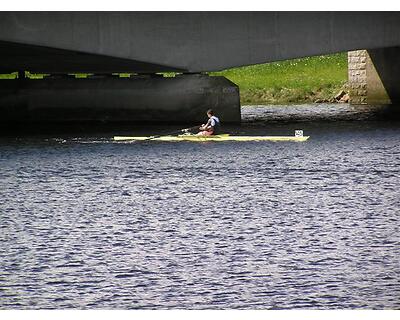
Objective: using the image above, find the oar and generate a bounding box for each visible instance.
[143,125,199,141]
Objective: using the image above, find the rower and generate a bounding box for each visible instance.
[197,109,221,136]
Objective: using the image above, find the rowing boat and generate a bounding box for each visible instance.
[113,133,310,142]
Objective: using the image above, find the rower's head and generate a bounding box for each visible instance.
[207,109,214,118]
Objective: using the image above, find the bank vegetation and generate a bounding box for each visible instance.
[211,52,348,105]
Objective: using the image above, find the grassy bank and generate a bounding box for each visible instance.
[210,52,348,105]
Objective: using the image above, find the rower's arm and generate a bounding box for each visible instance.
[204,119,212,129]
[200,119,212,130]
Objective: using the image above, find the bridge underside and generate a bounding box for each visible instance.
[0,40,186,74]
[1,12,400,125]
[1,12,400,72]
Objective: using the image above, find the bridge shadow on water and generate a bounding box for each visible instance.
[0,103,399,139]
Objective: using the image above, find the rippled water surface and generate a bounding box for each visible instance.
[1,105,400,309]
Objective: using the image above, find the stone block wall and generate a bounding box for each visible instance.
[348,50,368,104]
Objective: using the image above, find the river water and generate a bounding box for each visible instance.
[1,104,399,309]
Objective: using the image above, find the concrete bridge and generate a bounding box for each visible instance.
[1,12,400,124]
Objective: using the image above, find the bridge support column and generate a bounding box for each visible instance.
[348,48,400,105]
[0,74,241,126]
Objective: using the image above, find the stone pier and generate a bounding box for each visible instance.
[0,74,241,125]
[348,48,400,105]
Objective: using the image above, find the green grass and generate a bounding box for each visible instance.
[0,72,18,79]
[210,52,348,104]
[0,71,48,79]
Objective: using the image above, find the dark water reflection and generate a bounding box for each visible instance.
[0,105,399,309]
[241,103,400,123]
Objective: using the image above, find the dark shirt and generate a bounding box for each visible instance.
[206,116,220,134]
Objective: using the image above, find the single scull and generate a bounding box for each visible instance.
[113,133,310,142]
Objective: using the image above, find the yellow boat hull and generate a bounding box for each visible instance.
[113,134,310,142]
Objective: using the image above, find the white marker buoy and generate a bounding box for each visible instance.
[295,130,304,137]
